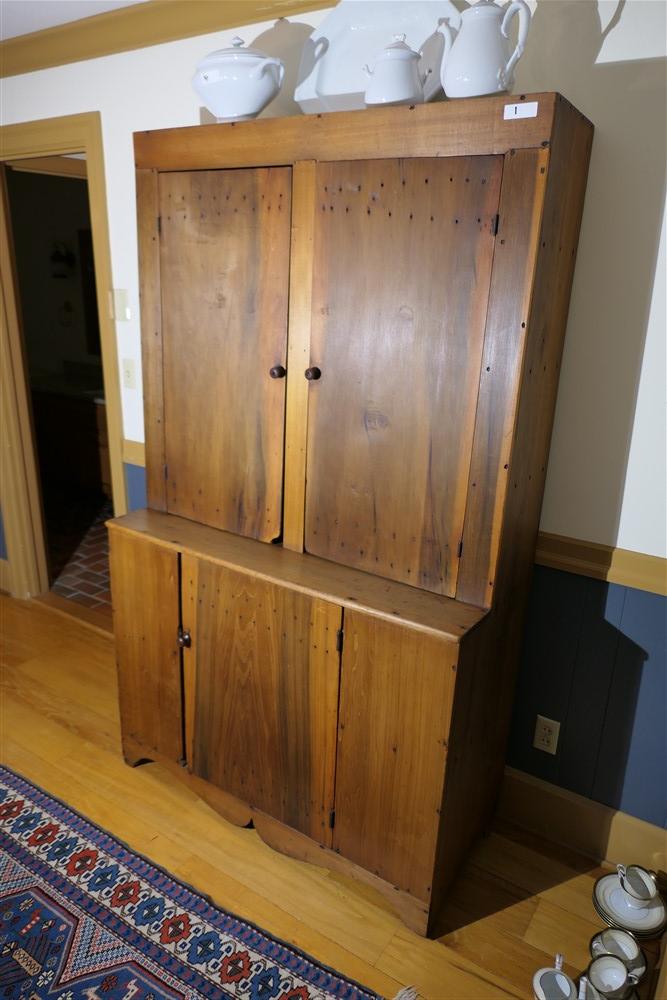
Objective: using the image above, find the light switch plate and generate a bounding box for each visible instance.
[110,288,131,321]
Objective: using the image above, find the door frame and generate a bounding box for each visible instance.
[0,111,126,598]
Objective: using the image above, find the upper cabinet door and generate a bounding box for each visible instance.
[159,167,291,541]
[304,156,502,596]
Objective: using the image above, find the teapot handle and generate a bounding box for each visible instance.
[251,57,284,82]
[500,0,530,88]
[437,17,455,65]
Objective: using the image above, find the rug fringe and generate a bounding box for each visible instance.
[392,988,418,1000]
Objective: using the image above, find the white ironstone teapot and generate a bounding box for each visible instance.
[439,0,531,99]
[363,35,431,106]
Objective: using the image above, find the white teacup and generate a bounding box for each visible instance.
[616,863,658,907]
[590,928,646,980]
[533,955,577,1000]
[587,955,639,1000]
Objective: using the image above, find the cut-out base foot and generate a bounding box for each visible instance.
[118,737,430,932]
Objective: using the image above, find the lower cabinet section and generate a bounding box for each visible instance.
[109,516,492,936]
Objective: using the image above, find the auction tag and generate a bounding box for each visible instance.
[503,101,539,120]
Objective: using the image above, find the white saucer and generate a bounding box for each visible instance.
[593,873,667,938]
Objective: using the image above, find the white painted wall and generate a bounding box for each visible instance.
[2,1,665,557]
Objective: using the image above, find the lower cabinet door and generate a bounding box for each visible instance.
[333,612,458,901]
[182,557,342,844]
[109,529,183,761]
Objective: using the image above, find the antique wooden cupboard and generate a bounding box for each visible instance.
[109,93,593,935]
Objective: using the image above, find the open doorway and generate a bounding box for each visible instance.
[1,112,125,616]
[4,157,112,614]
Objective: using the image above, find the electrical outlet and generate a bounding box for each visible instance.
[121,358,136,389]
[533,714,560,755]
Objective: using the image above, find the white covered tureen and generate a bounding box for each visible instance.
[192,37,285,122]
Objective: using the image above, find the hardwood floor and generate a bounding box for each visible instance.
[0,594,659,998]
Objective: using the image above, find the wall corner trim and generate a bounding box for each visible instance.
[535,531,667,596]
[499,766,666,871]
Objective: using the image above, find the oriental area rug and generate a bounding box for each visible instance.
[0,766,382,1000]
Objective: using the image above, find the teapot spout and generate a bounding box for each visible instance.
[362,63,373,78]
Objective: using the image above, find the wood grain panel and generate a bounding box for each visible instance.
[334,612,458,901]
[305,156,502,595]
[456,148,548,607]
[136,168,166,510]
[189,562,342,844]
[108,526,182,762]
[283,160,316,552]
[159,167,291,539]
[109,509,488,642]
[134,95,562,171]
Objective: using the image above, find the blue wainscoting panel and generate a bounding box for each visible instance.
[592,587,667,828]
[124,463,147,512]
[0,506,7,561]
[508,565,666,828]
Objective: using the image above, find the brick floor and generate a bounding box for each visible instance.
[51,501,112,612]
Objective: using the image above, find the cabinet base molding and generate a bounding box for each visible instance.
[122,738,254,829]
[499,767,667,871]
[251,813,431,937]
[122,741,430,935]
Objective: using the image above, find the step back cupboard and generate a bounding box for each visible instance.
[109,94,593,935]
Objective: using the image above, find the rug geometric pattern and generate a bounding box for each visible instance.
[0,767,379,1000]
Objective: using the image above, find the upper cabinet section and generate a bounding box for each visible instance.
[304,156,502,595]
[136,97,593,608]
[150,166,291,541]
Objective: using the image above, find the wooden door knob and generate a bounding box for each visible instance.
[305,366,322,381]
[269,365,287,379]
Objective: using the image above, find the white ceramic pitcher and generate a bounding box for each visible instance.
[439,0,531,99]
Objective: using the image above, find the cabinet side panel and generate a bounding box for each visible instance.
[305,156,502,596]
[493,99,594,616]
[137,168,166,509]
[432,101,593,930]
[159,167,291,541]
[334,612,457,902]
[109,527,182,761]
[191,563,341,844]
